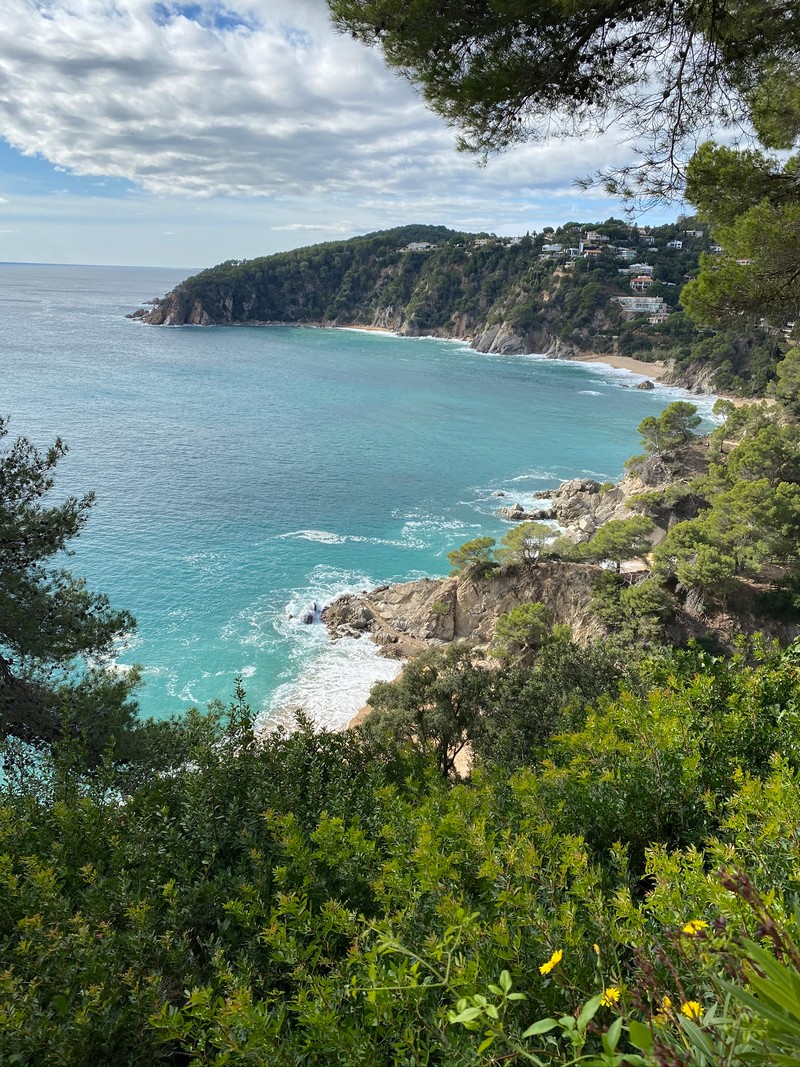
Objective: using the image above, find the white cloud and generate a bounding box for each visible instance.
[0,0,687,265]
[272,224,355,236]
[0,0,639,206]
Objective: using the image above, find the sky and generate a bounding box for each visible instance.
[0,0,680,269]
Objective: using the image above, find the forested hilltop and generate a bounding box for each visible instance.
[133,219,788,397]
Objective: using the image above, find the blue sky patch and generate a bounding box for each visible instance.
[0,139,136,199]
[152,3,257,33]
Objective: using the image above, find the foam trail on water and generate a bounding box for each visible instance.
[265,634,402,733]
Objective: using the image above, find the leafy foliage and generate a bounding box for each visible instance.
[328,0,800,201]
[491,602,571,664]
[497,521,553,568]
[448,535,497,577]
[5,638,800,1063]
[585,516,656,573]
[0,418,142,761]
[362,642,490,777]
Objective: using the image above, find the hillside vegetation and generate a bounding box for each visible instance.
[135,219,787,397]
[6,390,800,1063]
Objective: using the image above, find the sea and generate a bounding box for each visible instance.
[1,262,717,729]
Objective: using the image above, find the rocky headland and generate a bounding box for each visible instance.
[323,439,708,662]
[129,223,755,396]
[322,433,797,726]
[323,562,605,661]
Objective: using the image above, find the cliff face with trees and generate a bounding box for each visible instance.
[134,219,788,395]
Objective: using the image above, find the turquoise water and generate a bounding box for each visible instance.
[1,263,714,727]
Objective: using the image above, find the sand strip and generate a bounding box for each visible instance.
[566,353,668,381]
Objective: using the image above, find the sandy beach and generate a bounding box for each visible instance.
[342,326,670,380]
[340,323,395,334]
[568,353,668,381]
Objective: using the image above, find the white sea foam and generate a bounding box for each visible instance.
[258,562,407,732]
[399,517,480,551]
[579,390,601,395]
[277,525,463,550]
[264,633,402,733]
[506,469,561,483]
[278,529,349,544]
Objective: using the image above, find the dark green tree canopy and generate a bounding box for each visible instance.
[682,145,800,326]
[0,418,137,751]
[328,0,800,195]
[637,401,701,454]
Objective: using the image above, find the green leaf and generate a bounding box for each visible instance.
[499,969,512,994]
[605,1015,623,1052]
[577,993,604,1031]
[477,1036,495,1054]
[453,1007,483,1023]
[679,1016,720,1060]
[627,1020,653,1053]
[522,1017,559,1038]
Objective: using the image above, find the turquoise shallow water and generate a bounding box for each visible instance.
[1,263,715,727]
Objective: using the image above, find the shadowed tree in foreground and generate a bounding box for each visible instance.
[0,417,138,758]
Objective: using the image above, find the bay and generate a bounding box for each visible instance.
[0,262,714,727]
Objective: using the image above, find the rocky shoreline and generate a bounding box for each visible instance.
[129,292,691,389]
[322,440,710,671]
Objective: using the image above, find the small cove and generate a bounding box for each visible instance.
[1,263,717,726]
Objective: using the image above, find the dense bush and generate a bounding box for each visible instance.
[4,638,800,1064]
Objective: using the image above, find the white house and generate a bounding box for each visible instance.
[667,239,683,249]
[630,275,654,291]
[615,295,669,314]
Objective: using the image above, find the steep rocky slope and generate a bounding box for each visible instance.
[323,563,605,659]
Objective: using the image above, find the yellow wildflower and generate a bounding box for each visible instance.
[601,986,620,1008]
[661,996,672,1012]
[681,1001,703,1020]
[682,919,708,936]
[593,943,600,955]
[539,949,563,975]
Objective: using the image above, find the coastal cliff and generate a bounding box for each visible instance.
[323,563,605,660]
[323,433,798,692]
[322,447,700,661]
[131,220,785,394]
[142,221,790,388]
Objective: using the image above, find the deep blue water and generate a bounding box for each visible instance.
[0,263,714,727]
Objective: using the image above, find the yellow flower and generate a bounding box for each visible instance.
[601,986,620,1008]
[593,943,600,955]
[682,919,708,936]
[661,996,672,1012]
[539,949,563,975]
[681,1001,703,1020]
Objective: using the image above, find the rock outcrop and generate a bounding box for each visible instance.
[323,562,605,658]
[497,502,554,522]
[542,478,636,543]
[520,439,713,543]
